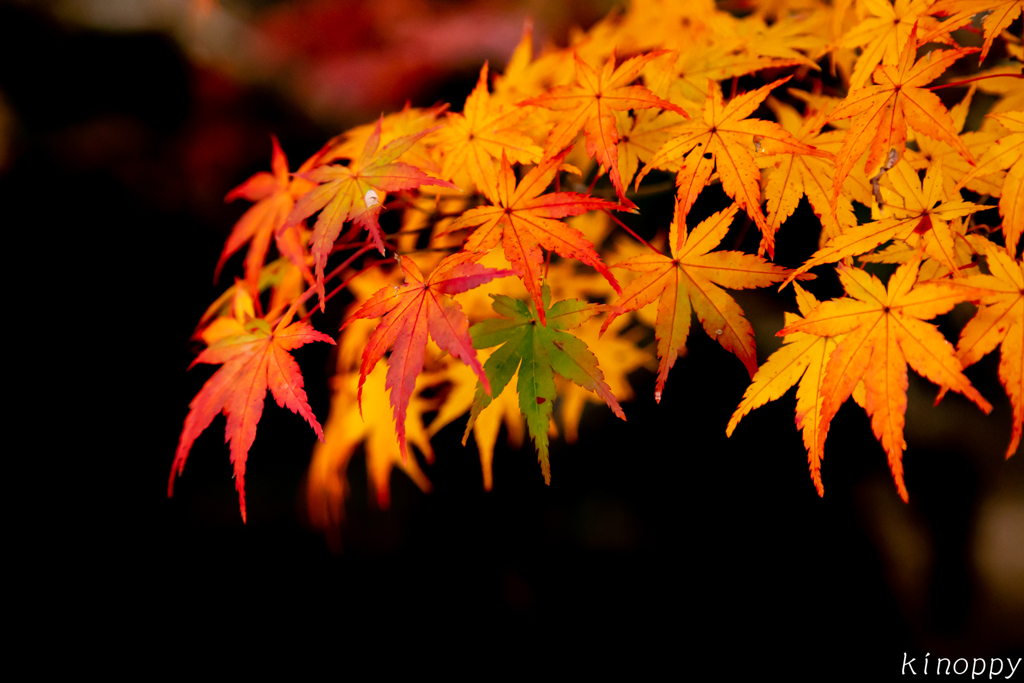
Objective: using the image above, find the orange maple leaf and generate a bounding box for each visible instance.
[306,360,436,547]
[613,108,688,191]
[432,62,544,202]
[925,0,1024,66]
[285,118,460,307]
[955,111,1024,256]
[636,77,829,257]
[342,252,515,457]
[169,316,336,522]
[520,50,688,208]
[759,107,841,255]
[778,254,992,502]
[727,283,851,496]
[216,135,315,295]
[317,104,449,174]
[943,236,1024,457]
[837,0,948,91]
[658,30,812,103]
[783,161,987,287]
[603,202,799,402]
[903,87,1005,200]
[827,25,978,215]
[442,150,624,325]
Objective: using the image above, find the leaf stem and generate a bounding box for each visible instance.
[630,180,676,197]
[273,244,374,331]
[330,237,398,255]
[731,214,752,251]
[392,225,437,236]
[603,208,664,256]
[927,73,1022,91]
[587,180,675,200]
[394,246,460,255]
[299,260,382,325]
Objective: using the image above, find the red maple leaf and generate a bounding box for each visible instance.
[170,316,335,522]
[285,118,460,308]
[342,252,515,456]
[216,135,316,296]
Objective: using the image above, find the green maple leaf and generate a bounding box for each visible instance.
[464,285,626,483]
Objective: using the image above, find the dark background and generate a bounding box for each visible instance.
[5,0,1021,673]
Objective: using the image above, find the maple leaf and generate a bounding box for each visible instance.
[778,254,993,501]
[727,283,851,496]
[973,64,1024,114]
[836,0,948,91]
[925,0,1024,66]
[783,161,987,287]
[519,49,688,208]
[827,26,978,214]
[655,30,810,103]
[216,135,315,294]
[942,235,1024,457]
[422,250,646,485]
[557,310,655,444]
[306,359,436,546]
[490,18,537,102]
[859,216,979,282]
[305,301,442,537]
[421,348,525,491]
[169,316,335,522]
[759,105,844,254]
[603,202,800,402]
[636,77,830,257]
[285,118,460,308]
[195,257,307,338]
[904,86,1006,199]
[613,108,688,191]
[709,11,825,69]
[318,104,449,174]
[465,285,626,483]
[442,150,624,325]
[342,252,515,458]
[955,111,1024,256]
[432,62,544,203]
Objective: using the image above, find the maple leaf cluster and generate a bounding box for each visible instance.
[172,0,1024,525]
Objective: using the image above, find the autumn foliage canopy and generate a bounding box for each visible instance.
[170,0,1024,527]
